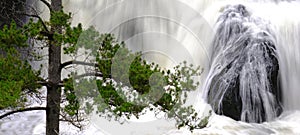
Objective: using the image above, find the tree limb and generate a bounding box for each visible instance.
[0,107,46,119]
[60,60,99,71]
[19,13,50,33]
[59,113,84,129]
[74,72,104,79]
[37,81,64,87]
[39,0,52,11]
[59,119,82,129]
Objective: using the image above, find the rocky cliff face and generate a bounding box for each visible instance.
[0,0,32,27]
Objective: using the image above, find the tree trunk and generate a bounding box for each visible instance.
[46,0,62,135]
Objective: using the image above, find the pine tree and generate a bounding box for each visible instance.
[0,0,209,134]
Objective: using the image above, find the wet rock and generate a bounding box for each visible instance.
[206,4,282,123]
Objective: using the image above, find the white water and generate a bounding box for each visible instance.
[203,4,283,123]
[1,0,300,134]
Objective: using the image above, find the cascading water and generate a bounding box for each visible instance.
[1,0,300,135]
[203,4,282,123]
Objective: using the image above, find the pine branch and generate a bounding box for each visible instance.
[39,0,52,11]
[59,113,84,129]
[0,107,46,119]
[19,13,50,33]
[37,81,64,87]
[60,60,99,71]
[74,72,104,79]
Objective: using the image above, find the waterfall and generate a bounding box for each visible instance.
[203,4,282,123]
[199,0,300,113]
[2,0,300,134]
[63,0,300,133]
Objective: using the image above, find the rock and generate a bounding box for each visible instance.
[205,4,282,123]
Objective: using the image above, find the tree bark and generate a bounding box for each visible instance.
[46,0,62,135]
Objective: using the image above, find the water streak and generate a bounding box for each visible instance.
[204,4,282,123]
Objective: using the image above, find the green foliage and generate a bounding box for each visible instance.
[23,19,46,40]
[70,27,208,130]
[62,78,79,116]
[50,11,83,48]
[0,81,23,109]
[0,21,28,50]
[0,47,41,109]
[50,11,71,27]
[0,7,210,132]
